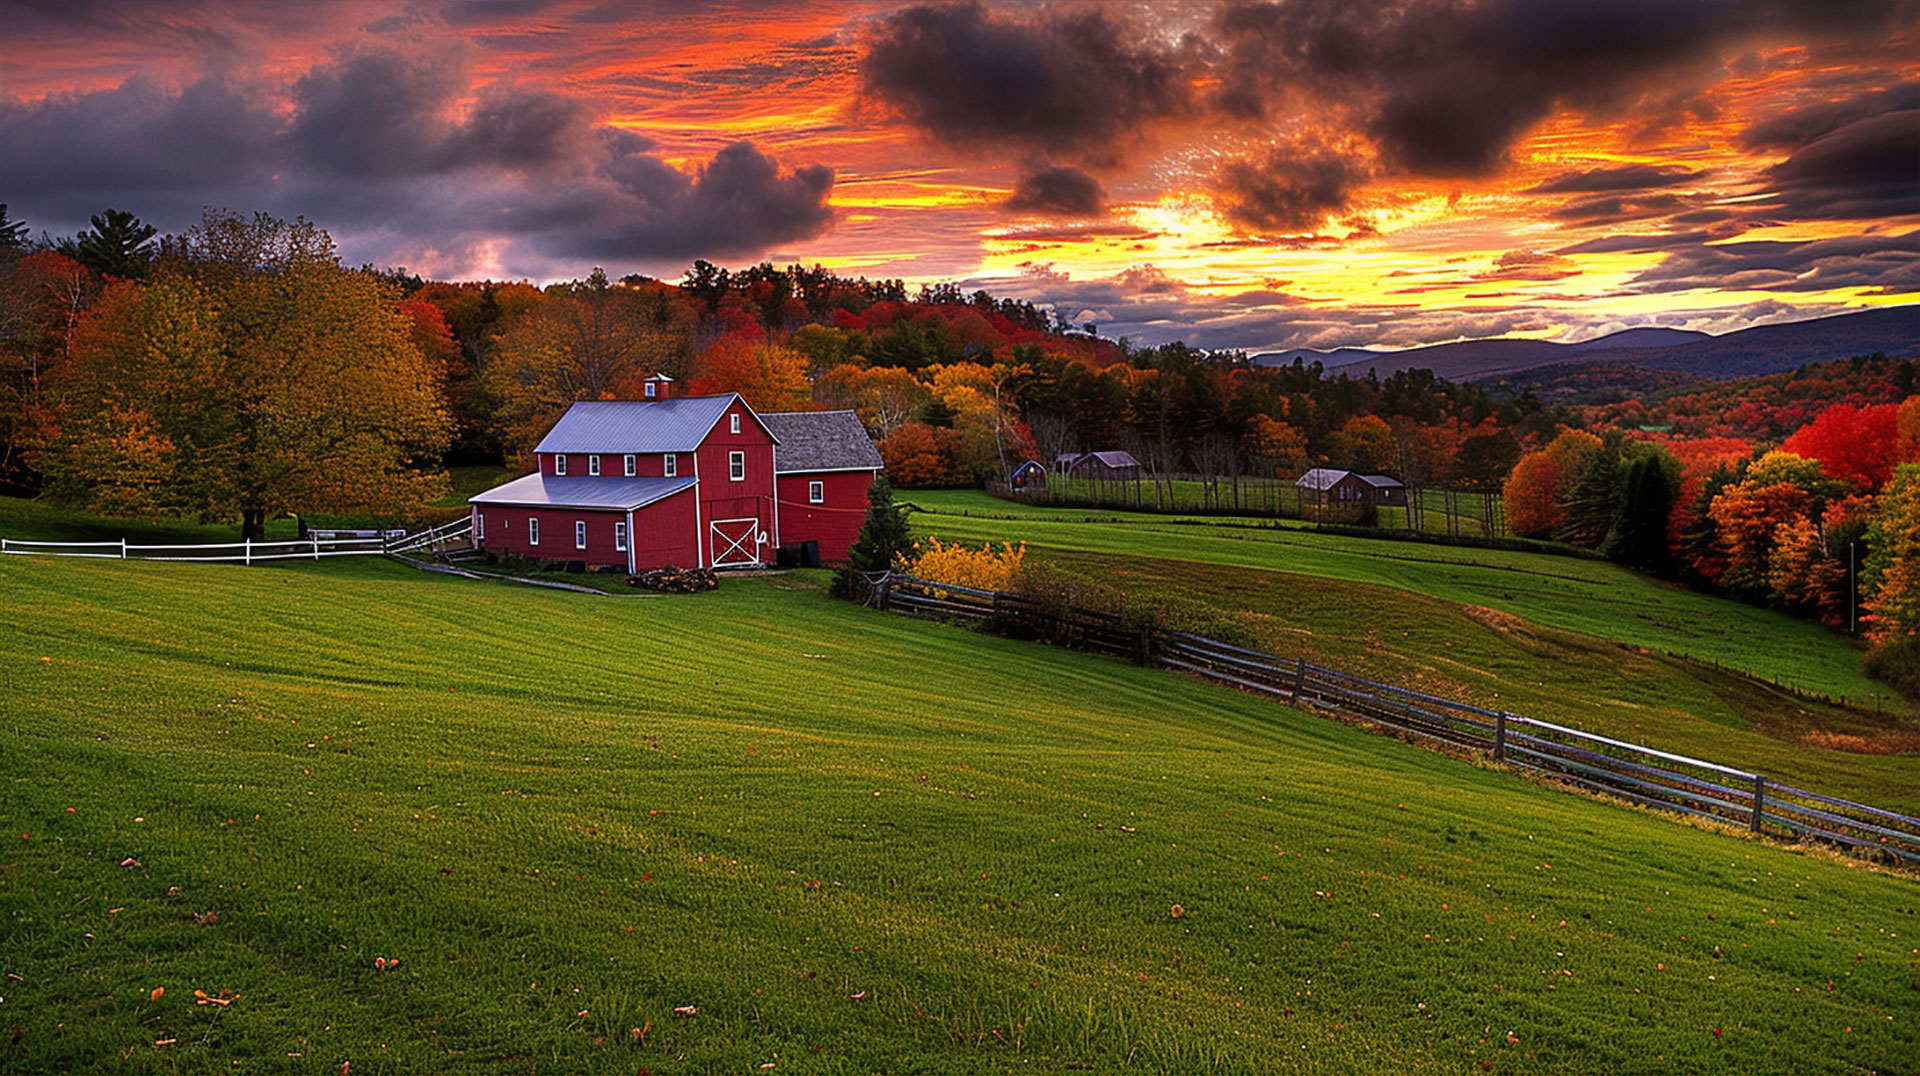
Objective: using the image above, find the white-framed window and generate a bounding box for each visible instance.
[729,450,745,481]
[664,453,678,477]
[529,517,540,545]
[623,454,636,477]
[588,454,601,476]
[808,480,824,504]
[554,454,567,476]
[730,413,741,434]
[476,513,485,540]
[575,520,587,549]
[615,521,628,551]
[644,381,657,399]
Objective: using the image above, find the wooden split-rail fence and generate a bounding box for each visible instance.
[873,573,1920,867]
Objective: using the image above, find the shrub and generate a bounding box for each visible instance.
[898,536,1025,591]
[1862,634,1920,700]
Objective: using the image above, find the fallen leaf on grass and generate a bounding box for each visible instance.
[1170,905,1185,919]
[193,989,238,1007]
[149,987,163,1001]
[119,858,140,868]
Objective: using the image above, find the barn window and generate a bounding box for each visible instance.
[729,450,745,481]
[664,453,678,477]
[589,454,601,476]
[529,518,540,546]
[730,413,741,434]
[623,454,636,477]
[644,381,657,399]
[808,480,824,504]
[575,520,587,550]
[554,454,567,476]
[615,521,628,551]
[476,513,485,540]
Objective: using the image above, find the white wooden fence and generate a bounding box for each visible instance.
[1,516,473,563]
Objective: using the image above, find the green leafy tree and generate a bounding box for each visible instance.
[59,209,158,280]
[833,475,914,597]
[1556,432,1624,548]
[1600,445,1681,571]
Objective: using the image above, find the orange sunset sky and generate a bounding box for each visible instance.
[3,0,1916,351]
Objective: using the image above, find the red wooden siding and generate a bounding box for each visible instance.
[694,401,778,563]
[540,451,692,479]
[776,471,874,563]
[475,488,700,571]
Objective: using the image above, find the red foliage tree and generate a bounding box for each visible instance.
[1780,401,1899,491]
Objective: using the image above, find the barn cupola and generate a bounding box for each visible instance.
[642,373,674,401]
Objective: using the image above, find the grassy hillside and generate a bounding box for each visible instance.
[2,554,1916,1073]
[903,490,1897,710]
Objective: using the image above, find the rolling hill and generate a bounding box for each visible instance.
[1251,306,1920,383]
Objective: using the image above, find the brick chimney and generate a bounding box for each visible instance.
[643,373,674,401]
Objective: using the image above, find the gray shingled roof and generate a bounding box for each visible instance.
[469,474,698,511]
[533,396,770,454]
[759,410,884,473]
[1357,474,1404,488]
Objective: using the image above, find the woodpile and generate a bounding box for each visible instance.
[629,566,719,593]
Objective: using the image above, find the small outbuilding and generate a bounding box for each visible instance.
[1056,450,1143,481]
[1009,459,1047,491]
[1294,468,1408,507]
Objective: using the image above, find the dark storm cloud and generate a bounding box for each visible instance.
[0,75,279,216]
[1758,109,1920,220]
[1531,164,1705,192]
[1,43,837,274]
[589,138,836,259]
[1738,80,1920,149]
[859,2,1192,163]
[1211,141,1368,232]
[1556,231,1715,255]
[1207,0,1920,176]
[1626,232,1920,294]
[1003,167,1107,217]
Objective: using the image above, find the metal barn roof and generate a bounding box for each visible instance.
[1293,467,1349,490]
[1357,474,1405,488]
[469,474,698,511]
[533,396,771,454]
[760,410,884,473]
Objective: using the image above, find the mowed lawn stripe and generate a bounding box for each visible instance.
[903,490,1895,709]
[0,555,1914,1073]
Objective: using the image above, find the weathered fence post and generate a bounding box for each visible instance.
[1752,775,1766,834]
[244,538,252,567]
[875,573,891,613]
[1494,711,1509,761]
[1134,627,1153,667]
[1290,657,1307,703]
[312,534,321,561]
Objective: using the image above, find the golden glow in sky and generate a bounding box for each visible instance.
[2,0,1914,351]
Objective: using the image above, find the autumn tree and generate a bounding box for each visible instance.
[1780,401,1900,491]
[484,268,685,461]
[1503,429,1601,538]
[1861,464,1920,695]
[878,421,962,488]
[0,251,95,490]
[37,210,450,538]
[690,331,812,411]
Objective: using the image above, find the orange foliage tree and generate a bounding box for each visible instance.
[1502,429,1602,538]
[878,421,964,488]
[690,331,812,412]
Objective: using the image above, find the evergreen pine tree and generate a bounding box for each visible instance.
[832,475,914,597]
[1600,448,1680,571]
[1556,432,1624,548]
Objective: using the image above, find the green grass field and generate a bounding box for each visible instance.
[3,553,1918,1073]
[1030,477,1506,538]
[904,491,1898,711]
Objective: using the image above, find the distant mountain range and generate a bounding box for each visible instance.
[1250,306,1920,383]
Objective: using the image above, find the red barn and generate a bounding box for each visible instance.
[761,409,884,564]
[469,387,883,572]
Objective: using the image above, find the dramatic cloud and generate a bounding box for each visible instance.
[1,41,836,275]
[1212,141,1369,233]
[1737,79,1920,149]
[1627,232,1920,294]
[859,2,1191,163]
[1532,164,1706,192]
[1759,109,1920,220]
[1003,166,1107,217]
